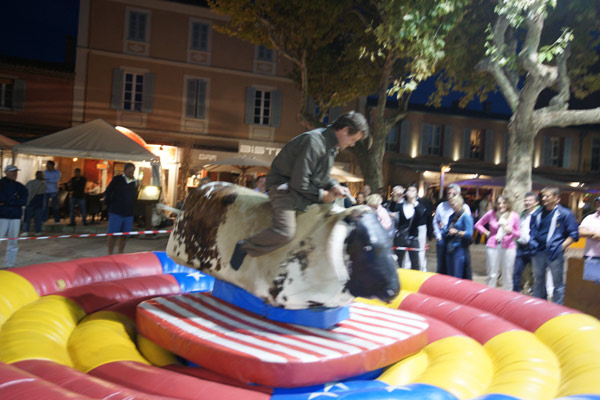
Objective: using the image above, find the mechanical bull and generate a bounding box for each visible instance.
[167,182,400,309]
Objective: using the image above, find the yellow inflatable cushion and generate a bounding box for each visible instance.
[0,295,85,366]
[379,335,493,400]
[535,313,600,396]
[0,270,39,327]
[483,330,560,400]
[68,311,149,373]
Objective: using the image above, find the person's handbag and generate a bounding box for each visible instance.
[394,214,419,249]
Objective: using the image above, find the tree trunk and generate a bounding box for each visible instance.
[355,134,386,191]
[505,112,536,214]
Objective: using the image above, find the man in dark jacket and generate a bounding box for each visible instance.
[67,168,88,226]
[529,187,579,304]
[104,163,138,254]
[0,165,28,267]
[231,111,370,270]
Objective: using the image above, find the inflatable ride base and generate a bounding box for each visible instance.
[212,278,350,329]
[136,293,429,387]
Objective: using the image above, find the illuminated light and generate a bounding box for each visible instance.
[441,165,451,173]
[410,142,418,158]
[569,182,580,187]
[139,185,161,201]
[73,157,78,162]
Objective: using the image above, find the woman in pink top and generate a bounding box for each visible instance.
[474,195,520,290]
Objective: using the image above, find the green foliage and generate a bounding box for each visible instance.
[208,0,380,125]
[438,0,600,106]
[363,0,469,99]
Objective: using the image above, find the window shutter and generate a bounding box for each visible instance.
[484,129,494,162]
[542,136,551,166]
[111,69,124,110]
[463,128,471,159]
[196,79,206,119]
[141,72,155,113]
[399,120,410,154]
[12,79,26,110]
[270,90,282,127]
[421,124,430,155]
[563,137,571,168]
[244,87,256,125]
[185,79,197,118]
[443,126,453,158]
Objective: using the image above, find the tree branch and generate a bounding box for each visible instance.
[477,15,519,111]
[548,44,571,111]
[534,107,600,131]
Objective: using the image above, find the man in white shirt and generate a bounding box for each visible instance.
[433,183,471,274]
[513,192,539,293]
[579,196,600,260]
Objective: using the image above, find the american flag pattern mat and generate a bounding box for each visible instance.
[136,293,429,387]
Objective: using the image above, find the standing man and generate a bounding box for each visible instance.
[22,171,46,237]
[579,196,600,261]
[0,165,28,268]
[513,192,540,293]
[43,160,61,224]
[433,183,471,274]
[67,168,88,226]
[104,163,138,254]
[529,187,579,304]
[230,111,369,270]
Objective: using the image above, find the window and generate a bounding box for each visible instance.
[245,87,281,127]
[253,90,271,125]
[591,138,600,171]
[385,127,398,152]
[0,78,14,109]
[468,129,484,160]
[421,123,442,156]
[190,22,209,51]
[127,10,148,42]
[185,78,207,119]
[123,72,144,111]
[256,45,273,62]
[550,136,563,167]
[542,135,570,168]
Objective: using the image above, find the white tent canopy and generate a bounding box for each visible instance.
[13,119,158,162]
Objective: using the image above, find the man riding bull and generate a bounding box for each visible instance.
[231,111,370,270]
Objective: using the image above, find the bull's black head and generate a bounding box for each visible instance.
[344,210,400,302]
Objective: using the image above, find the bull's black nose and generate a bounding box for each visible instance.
[380,285,400,303]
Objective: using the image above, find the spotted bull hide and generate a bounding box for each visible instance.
[167,182,399,309]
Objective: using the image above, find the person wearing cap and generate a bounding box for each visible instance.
[0,165,28,267]
[230,111,369,270]
[579,196,600,261]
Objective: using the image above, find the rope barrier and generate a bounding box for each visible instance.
[0,229,172,242]
[391,243,429,252]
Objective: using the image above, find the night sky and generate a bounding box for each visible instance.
[0,0,79,63]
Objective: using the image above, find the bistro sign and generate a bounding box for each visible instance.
[238,140,282,162]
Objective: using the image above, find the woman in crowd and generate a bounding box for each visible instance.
[366,193,392,232]
[391,183,426,270]
[474,195,520,290]
[443,195,474,278]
